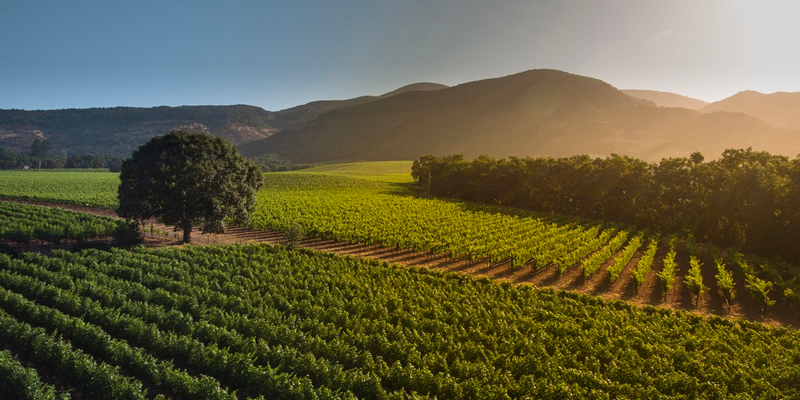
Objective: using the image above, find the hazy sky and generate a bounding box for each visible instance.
[3,0,800,111]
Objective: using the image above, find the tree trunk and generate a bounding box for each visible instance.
[182,224,192,244]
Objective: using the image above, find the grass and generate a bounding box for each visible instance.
[0,161,414,209]
[301,161,414,183]
[0,170,119,208]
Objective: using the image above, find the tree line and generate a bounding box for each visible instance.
[0,141,122,171]
[0,149,123,171]
[248,154,317,172]
[412,149,800,263]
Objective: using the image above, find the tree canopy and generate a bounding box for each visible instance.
[117,131,263,243]
[412,149,800,263]
[30,138,51,159]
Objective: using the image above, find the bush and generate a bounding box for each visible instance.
[112,222,143,248]
[285,222,305,248]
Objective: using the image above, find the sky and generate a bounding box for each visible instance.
[3,0,800,111]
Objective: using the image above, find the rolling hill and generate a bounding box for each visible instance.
[267,82,448,130]
[701,90,800,130]
[622,89,708,109]
[241,69,797,163]
[4,70,799,162]
[0,105,278,157]
[377,82,449,98]
[0,83,448,158]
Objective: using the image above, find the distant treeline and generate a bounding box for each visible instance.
[0,148,122,171]
[412,149,800,263]
[248,154,316,172]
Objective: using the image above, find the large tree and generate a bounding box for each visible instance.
[117,131,263,243]
[30,138,51,171]
[30,138,51,158]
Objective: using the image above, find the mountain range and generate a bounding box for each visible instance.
[3,70,800,162]
[621,89,708,110]
[241,70,798,162]
[0,83,447,157]
[698,90,800,130]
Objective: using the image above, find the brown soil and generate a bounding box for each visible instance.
[5,199,799,328]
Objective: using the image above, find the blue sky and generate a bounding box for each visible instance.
[3,1,800,111]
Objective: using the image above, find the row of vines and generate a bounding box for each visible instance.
[2,169,799,307]
[1,244,800,398]
[0,201,132,246]
[252,174,800,315]
[2,170,799,318]
[252,174,645,271]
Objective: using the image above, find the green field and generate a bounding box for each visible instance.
[0,169,119,208]
[252,172,640,270]
[2,165,798,315]
[0,162,412,206]
[0,201,127,245]
[1,165,800,398]
[1,166,634,269]
[300,161,416,183]
[1,243,799,399]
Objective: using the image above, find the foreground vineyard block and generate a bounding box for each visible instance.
[0,244,798,398]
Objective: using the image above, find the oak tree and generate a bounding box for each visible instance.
[117,131,262,243]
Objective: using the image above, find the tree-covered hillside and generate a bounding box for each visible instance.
[0,105,278,157]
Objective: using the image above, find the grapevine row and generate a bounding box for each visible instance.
[2,244,800,397]
[607,232,645,282]
[0,201,126,245]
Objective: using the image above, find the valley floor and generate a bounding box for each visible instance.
[10,199,798,329]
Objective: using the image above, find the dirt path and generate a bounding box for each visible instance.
[7,199,799,328]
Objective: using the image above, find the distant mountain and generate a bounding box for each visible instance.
[641,111,790,161]
[0,82,448,157]
[0,105,278,157]
[240,69,797,163]
[267,97,377,131]
[270,82,448,130]
[701,90,800,130]
[378,82,449,99]
[4,72,797,162]
[622,89,708,110]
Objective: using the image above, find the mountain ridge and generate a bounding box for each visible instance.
[622,89,709,110]
[0,82,448,157]
[3,70,799,162]
[701,90,800,130]
[240,69,797,163]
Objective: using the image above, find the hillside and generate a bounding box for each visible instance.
[701,90,800,129]
[622,89,708,109]
[240,69,796,163]
[267,97,376,131]
[0,105,278,157]
[269,82,447,131]
[5,71,799,162]
[377,82,449,98]
[0,82,448,158]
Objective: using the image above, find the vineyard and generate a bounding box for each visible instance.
[251,173,800,321]
[0,201,132,247]
[252,173,644,271]
[1,243,799,399]
[0,170,119,208]
[301,161,416,183]
[1,166,800,323]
